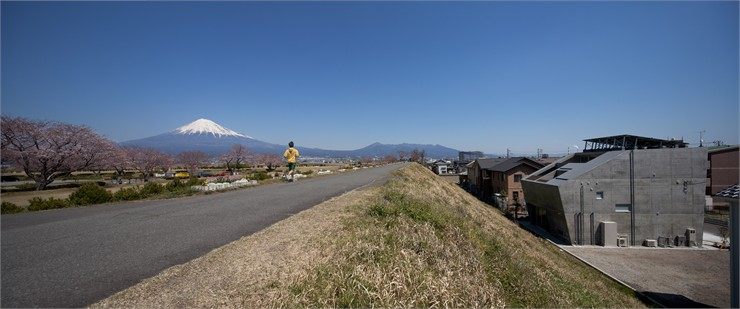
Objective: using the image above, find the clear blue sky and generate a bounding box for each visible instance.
[2,1,737,155]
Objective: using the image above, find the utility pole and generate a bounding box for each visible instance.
[699,130,706,147]
[537,148,542,159]
[506,148,511,158]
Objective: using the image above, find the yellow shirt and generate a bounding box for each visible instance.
[283,147,300,163]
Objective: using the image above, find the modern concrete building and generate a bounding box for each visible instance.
[522,135,707,246]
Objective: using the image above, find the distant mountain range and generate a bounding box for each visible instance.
[120,119,460,159]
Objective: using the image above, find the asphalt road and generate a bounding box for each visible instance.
[1,163,404,308]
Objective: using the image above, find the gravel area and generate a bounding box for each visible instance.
[564,246,730,307]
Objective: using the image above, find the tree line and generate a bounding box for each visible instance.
[0,117,283,190]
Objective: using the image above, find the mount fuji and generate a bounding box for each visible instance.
[121,119,460,158]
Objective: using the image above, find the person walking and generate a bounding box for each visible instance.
[283,141,300,181]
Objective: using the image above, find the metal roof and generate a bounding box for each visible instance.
[715,184,739,199]
[583,134,688,152]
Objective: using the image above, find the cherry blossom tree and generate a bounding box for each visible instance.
[220,144,250,175]
[128,148,171,181]
[1,116,113,190]
[178,151,209,176]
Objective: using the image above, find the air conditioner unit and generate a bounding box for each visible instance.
[657,236,671,248]
[685,228,697,247]
[617,236,628,247]
[644,239,657,247]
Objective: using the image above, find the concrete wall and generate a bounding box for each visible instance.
[523,147,707,246]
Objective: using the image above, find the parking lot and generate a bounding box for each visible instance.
[564,246,730,308]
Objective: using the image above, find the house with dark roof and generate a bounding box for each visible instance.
[522,134,707,247]
[484,157,544,208]
[467,158,507,197]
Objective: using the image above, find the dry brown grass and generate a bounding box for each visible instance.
[94,163,645,308]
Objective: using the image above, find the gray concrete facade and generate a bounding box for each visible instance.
[522,147,707,246]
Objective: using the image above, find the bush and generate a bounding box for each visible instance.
[1,201,24,214]
[186,177,205,186]
[28,197,70,211]
[139,182,164,197]
[249,171,270,181]
[165,179,185,192]
[69,183,112,206]
[113,187,141,201]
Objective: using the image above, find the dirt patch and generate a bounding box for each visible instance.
[564,247,730,307]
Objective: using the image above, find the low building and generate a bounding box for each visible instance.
[455,151,486,174]
[707,145,739,195]
[485,157,545,207]
[429,159,453,175]
[522,135,707,247]
[467,158,507,198]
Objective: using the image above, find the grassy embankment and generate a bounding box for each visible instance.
[96,163,645,308]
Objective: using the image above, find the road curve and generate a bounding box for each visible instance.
[1,163,405,308]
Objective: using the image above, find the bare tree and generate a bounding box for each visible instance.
[129,148,170,181]
[409,149,426,163]
[178,151,209,176]
[398,151,408,161]
[382,154,398,163]
[255,153,282,171]
[1,116,113,190]
[220,144,250,175]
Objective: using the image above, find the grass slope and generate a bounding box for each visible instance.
[96,163,645,308]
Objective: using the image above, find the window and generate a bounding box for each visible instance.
[512,191,519,201]
[514,174,522,182]
[615,204,631,213]
[596,191,604,200]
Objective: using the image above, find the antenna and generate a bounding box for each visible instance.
[698,130,706,147]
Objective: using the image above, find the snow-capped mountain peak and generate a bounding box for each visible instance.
[174,118,250,138]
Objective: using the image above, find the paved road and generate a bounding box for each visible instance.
[1,163,404,308]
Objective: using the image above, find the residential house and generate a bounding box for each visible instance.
[467,158,507,198]
[429,159,453,175]
[707,146,739,195]
[522,135,707,247]
[485,157,545,207]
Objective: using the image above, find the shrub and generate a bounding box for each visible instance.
[28,197,70,211]
[165,179,185,192]
[1,201,24,214]
[249,171,270,181]
[186,177,205,186]
[69,183,113,206]
[139,182,164,197]
[113,187,141,201]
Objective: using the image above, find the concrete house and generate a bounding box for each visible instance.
[485,157,544,206]
[522,135,707,247]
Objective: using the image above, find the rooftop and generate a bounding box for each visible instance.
[583,134,688,152]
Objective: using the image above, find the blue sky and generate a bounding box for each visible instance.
[2,1,737,154]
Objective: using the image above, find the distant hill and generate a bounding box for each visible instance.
[121,119,460,159]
